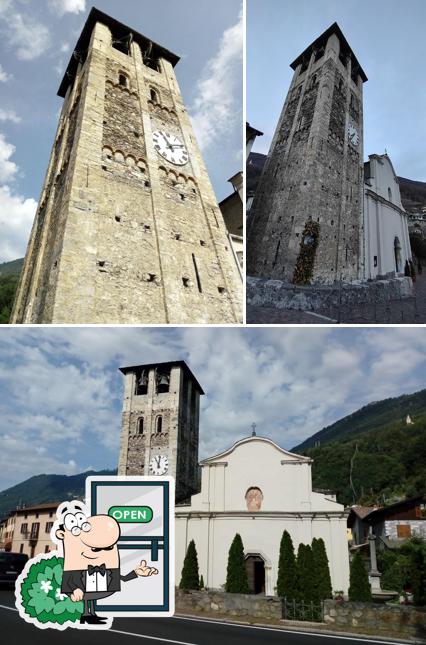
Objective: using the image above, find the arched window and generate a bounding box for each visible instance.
[137,418,144,434]
[150,88,158,103]
[156,416,163,434]
[118,73,128,88]
[388,187,392,202]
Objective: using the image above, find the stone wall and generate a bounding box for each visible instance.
[247,275,413,313]
[175,589,282,622]
[324,600,426,641]
[176,591,426,641]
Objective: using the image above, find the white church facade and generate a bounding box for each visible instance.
[175,435,350,596]
[363,154,411,280]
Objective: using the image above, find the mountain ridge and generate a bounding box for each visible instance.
[0,469,116,519]
[292,388,426,452]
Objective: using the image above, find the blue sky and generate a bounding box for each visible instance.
[247,0,426,183]
[0,0,242,262]
[0,326,425,491]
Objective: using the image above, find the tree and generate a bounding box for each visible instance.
[199,574,205,590]
[296,543,315,601]
[348,552,371,602]
[225,533,250,593]
[311,538,333,600]
[179,540,200,590]
[276,530,297,599]
[410,543,426,606]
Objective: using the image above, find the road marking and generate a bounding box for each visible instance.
[172,615,409,645]
[110,628,197,644]
[0,604,198,644]
[0,604,16,612]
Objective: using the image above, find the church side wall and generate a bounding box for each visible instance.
[175,513,349,596]
[364,192,411,279]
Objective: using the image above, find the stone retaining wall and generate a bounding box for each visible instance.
[247,275,413,312]
[176,588,282,622]
[176,591,426,641]
[324,600,426,641]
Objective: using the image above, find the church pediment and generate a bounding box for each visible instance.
[200,435,312,465]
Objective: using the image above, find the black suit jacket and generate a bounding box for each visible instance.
[61,567,137,594]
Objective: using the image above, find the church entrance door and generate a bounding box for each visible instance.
[245,554,265,594]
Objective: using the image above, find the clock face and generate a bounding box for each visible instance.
[347,124,359,147]
[149,454,169,475]
[152,130,189,166]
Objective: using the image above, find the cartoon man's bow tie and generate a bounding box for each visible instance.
[88,564,106,576]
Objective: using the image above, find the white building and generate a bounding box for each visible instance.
[175,435,349,596]
[364,154,412,279]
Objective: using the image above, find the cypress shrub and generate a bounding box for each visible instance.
[225,533,250,593]
[348,552,371,602]
[277,530,297,599]
[296,543,315,601]
[312,537,333,600]
[410,545,426,606]
[179,539,200,590]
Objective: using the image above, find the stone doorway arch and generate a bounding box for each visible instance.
[245,553,266,594]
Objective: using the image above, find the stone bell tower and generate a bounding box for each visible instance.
[11,7,241,324]
[117,361,203,503]
[247,23,367,285]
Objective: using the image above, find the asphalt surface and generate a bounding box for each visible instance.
[0,589,412,645]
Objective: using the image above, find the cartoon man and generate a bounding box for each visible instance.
[55,501,158,625]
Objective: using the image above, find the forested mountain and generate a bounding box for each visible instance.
[0,258,23,323]
[293,391,426,506]
[293,388,426,452]
[0,470,116,519]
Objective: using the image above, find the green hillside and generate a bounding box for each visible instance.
[0,258,23,323]
[0,258,24,277]
[293,388,426,452]
[302,413,426,506]
[0,469,116,519]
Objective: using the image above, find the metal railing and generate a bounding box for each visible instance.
[282,598,324,622]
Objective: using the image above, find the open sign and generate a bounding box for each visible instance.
[108,506,153,523]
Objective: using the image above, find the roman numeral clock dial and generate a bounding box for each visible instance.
[149,454,169,476]
[152,130,189,165]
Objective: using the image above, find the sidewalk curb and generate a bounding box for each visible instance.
[174,612,421,643]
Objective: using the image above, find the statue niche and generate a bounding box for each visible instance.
[245,487,263,511]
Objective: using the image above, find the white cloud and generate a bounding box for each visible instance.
[189,7,243,150]
[0,132,18,182]
[0,109,21,123]
[49,0,86,16]
[0,63,11,82]
[0,328,425,490]
[0,184,37,261]
[0,5,51,60]
[60,42,71,53]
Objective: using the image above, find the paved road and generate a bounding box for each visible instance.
[0,589,411,645]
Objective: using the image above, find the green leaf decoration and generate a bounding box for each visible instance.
[18,555,83,624]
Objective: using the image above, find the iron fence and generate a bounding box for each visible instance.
[282,598,324,622]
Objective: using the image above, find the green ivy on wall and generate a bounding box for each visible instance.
[292,220,320,285]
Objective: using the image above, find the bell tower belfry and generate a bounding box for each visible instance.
[247,23,367,285]
[118,361,203,503]
[11,7,241,324]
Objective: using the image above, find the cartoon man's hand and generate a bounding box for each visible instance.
[134,560,159,577]
[71,588,84,602]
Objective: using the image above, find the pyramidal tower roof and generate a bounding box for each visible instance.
[290,22,367,82]
[58,6,180,97]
